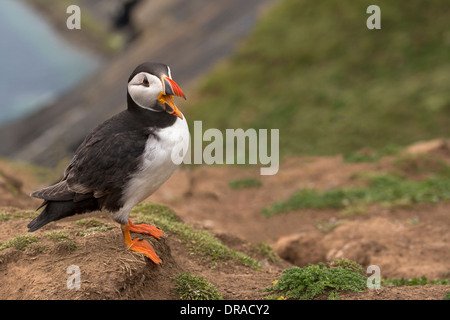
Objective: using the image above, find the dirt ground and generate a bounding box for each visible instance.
[0,139,449,300]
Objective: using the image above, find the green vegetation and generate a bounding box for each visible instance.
[75,218,113,236]
[174,272,223,300]
[0,234,38,251]
[75,218,105,228]
[330,258,366,274]
[0,207,38,222]
[251,242,281,263]
[187,0,450,159]
[44,231,78,252]
[44,231,70,241]
[382,276,449,287]
[229,178,262,189]
[77,225,113,236]
[265,260,367,300]
[262,173,450,217]
[131,202,261,269]
[343,146,402,163]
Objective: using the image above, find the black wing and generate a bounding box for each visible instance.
[32,115,152,211]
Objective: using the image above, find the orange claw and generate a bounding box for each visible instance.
[121,221,162,265]
[127,219,164,240]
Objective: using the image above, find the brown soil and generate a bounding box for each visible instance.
[1,139,449,300]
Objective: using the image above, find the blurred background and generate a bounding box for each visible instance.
[1,0,450,298]
[0,0,449,166]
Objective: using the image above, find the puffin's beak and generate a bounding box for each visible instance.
[158,76,186,119]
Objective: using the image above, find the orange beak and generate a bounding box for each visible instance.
[159,76,186,119]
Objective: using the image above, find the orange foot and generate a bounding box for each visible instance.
[128,219,164,240]
[121,220,163,265]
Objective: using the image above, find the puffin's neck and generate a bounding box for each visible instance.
[126,92,177,128]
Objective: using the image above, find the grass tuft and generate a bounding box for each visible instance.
[265,260,367,300]
[263,174,450,217]
[174,272,223,300]
[229,178,262,189]
[0,234,38,251]
[382,276,449,287]
[0,207,38,222]
[131,202,261,269]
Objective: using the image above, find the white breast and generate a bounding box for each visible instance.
[112,115,189,223]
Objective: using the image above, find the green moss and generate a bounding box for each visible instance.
[131,202,261,269]
[263,174,450,216]
[54,240,78,252]
[382,276,449,287]
[75,218,104,228]
[44,231,78,252]
[77,225,113,236]
[330,258,366,275]
[229,178,262,189]
[174,272,223,300]
[265,260,367,300]
[0,208,38,222]
[45,231,70,241]
[344,146,402,163]
[252,242,280,263]
[0,234,38,251]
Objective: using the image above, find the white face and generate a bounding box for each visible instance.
[127,72,164,111]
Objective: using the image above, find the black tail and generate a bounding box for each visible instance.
[28,198,100,232]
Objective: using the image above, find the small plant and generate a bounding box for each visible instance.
[54,240,78,253]
[75,218,105,228]
[382,276,449,287]
[0,234,38,251]
[262,188,367,217]
[229,178,262,189]
[343,146,401,163]
[0,207,38,222]
[174,272,223,300]
[74,219,113,236]
[77,225,113,236]
[252,242,280,263]
[44,231,78,252]
[45,231,70,241]
[330,258,365,274]
[265,260,367,300]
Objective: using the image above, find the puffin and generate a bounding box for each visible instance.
[27,62,189,265]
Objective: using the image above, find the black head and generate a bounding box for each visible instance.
[127,62,186,119]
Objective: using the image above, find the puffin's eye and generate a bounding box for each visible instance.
[142,77,149,87]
